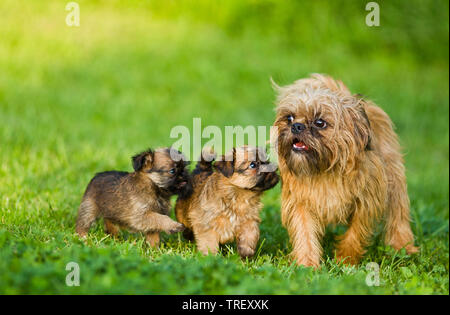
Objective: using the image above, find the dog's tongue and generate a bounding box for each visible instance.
[293,141,309,150]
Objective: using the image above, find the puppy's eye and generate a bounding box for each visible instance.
[287,115,294,123]
[169,168,176,175]
[314,119,327,129]
[249,162,258,169]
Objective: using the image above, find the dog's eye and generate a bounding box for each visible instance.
[314,119,327,129]
[287,115,294,123]
[169,168,176,175]
[249,162,258,169]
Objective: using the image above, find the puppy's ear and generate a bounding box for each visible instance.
[214,160,234,177]
[132,149,154,171]
[173,149,190,169]
[215,160,234,177]
[169,147,188,164]
[214,148,235,178]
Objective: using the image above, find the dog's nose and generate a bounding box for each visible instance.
[291,123,306,134]
[259,163,277,173]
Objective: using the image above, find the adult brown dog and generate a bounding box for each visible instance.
[273,74,418,267]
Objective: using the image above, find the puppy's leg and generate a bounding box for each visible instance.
[175,200,195,241]
[285,206,323,268]
[104,219,120,237]
[195,230,219,255]
[175,199,188,227]
[384,165,419,254]
[336,204,375,265]
[130,212,184,234]
[236,220,260,258]
[145,232,160,247]
[76,197,98,238]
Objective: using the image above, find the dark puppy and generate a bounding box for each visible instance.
[175,146,279,258]
[76,148,191,247]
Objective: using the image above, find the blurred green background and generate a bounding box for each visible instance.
[0,0,448,294]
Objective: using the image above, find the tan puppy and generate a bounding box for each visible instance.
[176,146,279,258]
[273,74,418,267]
[76,148,190,246]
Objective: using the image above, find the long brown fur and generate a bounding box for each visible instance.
[175,146,279,258]
[273,74,418,267]
[76,148,191,247]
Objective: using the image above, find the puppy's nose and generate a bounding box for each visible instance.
[291,123,306,134]
[259,163,277,173]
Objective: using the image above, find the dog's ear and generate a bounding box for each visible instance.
[214,148,235,178]
[351,96,372,151]
[169,147,188,164]
[270,77,281,93]
[215,160,234,177]
[132,149,154,171]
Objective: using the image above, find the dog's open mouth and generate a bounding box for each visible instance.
[177,181,187,188]
[292,139,309,152]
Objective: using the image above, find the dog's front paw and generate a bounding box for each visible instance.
[238,245,255,259]
[168,222,185,234]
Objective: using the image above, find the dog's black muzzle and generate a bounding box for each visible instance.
[291,123,306,134]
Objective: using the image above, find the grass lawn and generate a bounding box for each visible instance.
[0,0,448,294]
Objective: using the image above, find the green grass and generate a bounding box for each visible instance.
[0,0,448,294]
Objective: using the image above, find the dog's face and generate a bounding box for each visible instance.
[214,146,279,191]
[132,148,191,194]
[274,84,372,175]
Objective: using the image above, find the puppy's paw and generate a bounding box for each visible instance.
[76,230,88,239]
[168,222,185,234]
[238,245,255,259]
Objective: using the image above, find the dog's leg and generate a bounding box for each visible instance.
[195,230,219,255]
[175,199,188,227]
[145,232,160,247]
[366,105,418,254]
[286,207,323,268]
[75,197,98,238]
[130,212,185,234]
[383,164,418,254]
[335,204,375,265]
[104,219,120,236]
[236,220,260,258]
[175,200,195,241]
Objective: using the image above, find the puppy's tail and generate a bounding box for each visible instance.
[193,147,216,175]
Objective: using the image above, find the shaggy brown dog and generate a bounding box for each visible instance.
[76,148,191,247]
[175,146,279,258]
[273,74,418,267]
